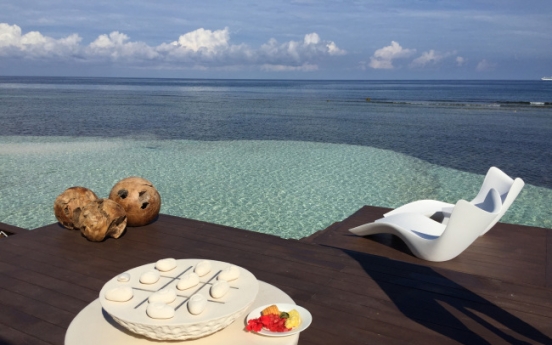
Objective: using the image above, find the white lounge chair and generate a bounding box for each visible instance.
[383,167,524,235]
[349,193,502,262]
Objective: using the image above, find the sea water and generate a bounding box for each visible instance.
[0,78,551,238]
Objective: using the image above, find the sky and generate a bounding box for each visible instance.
[0,0,551,79]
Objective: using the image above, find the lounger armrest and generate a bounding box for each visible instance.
[384,200,455,218]
[377,212,447,237]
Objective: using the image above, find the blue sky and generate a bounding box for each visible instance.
[0,0,551,79]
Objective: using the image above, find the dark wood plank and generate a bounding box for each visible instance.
[0,272,88,315]
[0,323,53,345]
[0,221,27,236]
[547,230,552,288]
[1,207,552,345]
[0,303,66,345]
[0,288,75,328]
[0,263,98,303]
[158,214,350,261]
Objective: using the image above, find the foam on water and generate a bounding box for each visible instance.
[1,137,550,239]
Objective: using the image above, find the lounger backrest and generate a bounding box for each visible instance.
[475,188,502,213]
[479,177,524,235]
[470,167,525,235]
[472,166,514,206]
[500,178,525,211]
[431,199,500,261]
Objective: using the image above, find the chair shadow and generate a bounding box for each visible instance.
[344,248,552,345]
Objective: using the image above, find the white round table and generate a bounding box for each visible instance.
[65,281,299,345]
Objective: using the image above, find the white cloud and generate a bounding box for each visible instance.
[173,27,230,53]
[304,33,320,45]
[410,50,442,67]
[369,41,415,69]
[257,33,345,67]
[365,43,464,70]
[476,59,496,71]
[87,31,159,61]
[0,23,81,58]
[261,63,318,72]
[89,31,128,49]
[326,41,346,56]
[410,50,457,68]
[456,56,465,66]
[303,33,345,56]
[0,23,345,72]
[0,23,21,48]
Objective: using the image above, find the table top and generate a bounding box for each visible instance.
[65,280,299,345]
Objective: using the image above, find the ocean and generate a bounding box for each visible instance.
[0,77,551,238]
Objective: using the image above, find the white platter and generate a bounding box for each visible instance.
[99,259,259,341]
[66,281,299,345]
[246,303,312,337]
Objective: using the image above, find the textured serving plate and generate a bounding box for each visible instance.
[99,259,259,340]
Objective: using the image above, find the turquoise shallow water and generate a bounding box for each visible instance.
[1,136,550,239]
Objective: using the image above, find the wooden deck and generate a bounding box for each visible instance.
[1,206,551,345]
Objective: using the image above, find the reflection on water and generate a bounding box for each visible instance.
[0,137,549,238]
